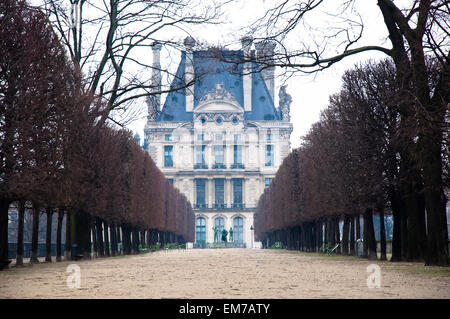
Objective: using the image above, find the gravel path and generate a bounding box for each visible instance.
[0,248,448,298]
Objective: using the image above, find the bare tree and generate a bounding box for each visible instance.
[246,0,449,266]
[36,0,225,126]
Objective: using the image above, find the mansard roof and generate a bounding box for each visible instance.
[156,49,280,122]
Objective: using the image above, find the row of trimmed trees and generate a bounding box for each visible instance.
[0,0,194,268]
[255,58,449,266]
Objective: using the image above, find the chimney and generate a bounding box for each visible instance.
[241,36,253,112]
[151,42,162,109]
[184,36,195,112]
[147,42,162,122]
[255,40,276,101]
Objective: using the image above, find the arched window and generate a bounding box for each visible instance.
[196,217,206,243]
[234,217,244,243]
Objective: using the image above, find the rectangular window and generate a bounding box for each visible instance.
[197,134,204,142]
[267,132,272,141]
[265,144,273,167]
[195,145,206,165]
[165,134,172,141]
[265,178,272,188]
[164,145,173,167]
[214,145,224,165]
[195,179,206,205]
[234,134,241,143]
[233,178,243,205]
[234,145,242,164]
[216,134,223,141]
[168,179,174,185]
[214,179,224,206]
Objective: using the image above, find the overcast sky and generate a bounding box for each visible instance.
[127,0,393,149]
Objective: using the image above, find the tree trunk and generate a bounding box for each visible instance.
[404,171,426,262]
[355,214,361,256]
[327,217,334,245]
[377,205,387,261]
[110,223,117,256]
[342,215,350,255]
[95,217,104,257]
[335,216,341,254]
[401,206,408,261]
[146,229,151,247]
[71,211,91,260]
[56,209,64,262]
[91,219,98,257]
[122,225,131,255]
[118,225,123,254]
[0,199,11,267]
[45,208,53,262]
[422,131,449,266]
[30,203,40,263]
[316,221,322,252]
[132,229,138,253]
[390,188,403,262]
[362,212,368,258]
[16,201,25,266]
[64,211,71,260]
[104,221,110,257]
[349,214,355,255]
[365,208,377,260]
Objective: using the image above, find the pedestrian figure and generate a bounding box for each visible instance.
[229,227,233,242]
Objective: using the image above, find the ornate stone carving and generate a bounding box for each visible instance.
[199,82,238,105]
[194,112,243,122]
[279,85,292,122]
[146,95,158,121]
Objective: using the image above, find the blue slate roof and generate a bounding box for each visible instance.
[157,50,279,122]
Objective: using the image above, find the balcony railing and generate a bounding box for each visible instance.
[192,163,245,170]
[194,203,246,210]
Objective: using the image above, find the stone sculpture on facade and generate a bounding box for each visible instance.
[279,85,292,122]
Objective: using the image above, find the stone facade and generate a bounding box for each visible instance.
[144,39,293,248]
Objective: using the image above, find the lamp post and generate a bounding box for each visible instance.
[250,225,254,249]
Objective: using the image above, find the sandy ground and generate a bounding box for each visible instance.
[0,248,449,299]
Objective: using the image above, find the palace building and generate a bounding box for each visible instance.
[144,37,293,248]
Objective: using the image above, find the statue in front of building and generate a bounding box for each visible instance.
[213,226,219,242]
[221,229,228,243]
[229,227,233,242]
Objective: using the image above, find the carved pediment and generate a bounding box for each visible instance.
[195,82,243,114]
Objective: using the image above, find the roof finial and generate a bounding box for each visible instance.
[184,36,196,51]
